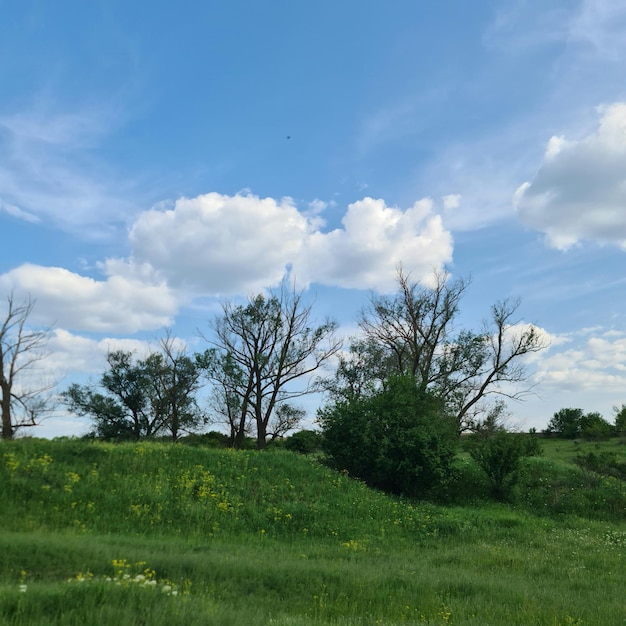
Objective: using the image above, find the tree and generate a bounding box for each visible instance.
[319,375,458,497]
[63,342,206,441]
[545,407,584,438]
[203,350,252,447]
[342,268,547,432]
[145,333,206,441]
[545,408,614,439]
[0,293,53,439]
[63,351,161,440]
[201,283,342,449]
[579,411,614,439]
[613,404,626,435]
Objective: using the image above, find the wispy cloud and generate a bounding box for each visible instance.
[0,106,137,234]
[0,198,39,223]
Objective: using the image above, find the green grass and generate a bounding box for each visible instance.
[538,436,626,464]
[0,438,624,625]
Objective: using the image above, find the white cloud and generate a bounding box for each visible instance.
[0,191,453,333]
[505,325,626,429]
[0,264,177,332]
[297,197,452,292]
[128,192,454,296]
[531,328,626,392]
[128,192,312,295]
[46,329,154,377]
[515,102,626,249]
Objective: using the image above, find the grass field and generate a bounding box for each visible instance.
[0,437,624,625]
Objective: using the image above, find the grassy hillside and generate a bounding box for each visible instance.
[0,438,624,625]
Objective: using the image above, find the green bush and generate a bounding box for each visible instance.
[468,433,542,500]
[284,429,322,455]
[318,375,458,498]
[574,451,626,481]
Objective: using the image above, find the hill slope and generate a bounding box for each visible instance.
[0,439,624,625]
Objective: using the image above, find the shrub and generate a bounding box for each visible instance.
[469,432,542,500]
[574,451,626,481]
[318,375,458,498]
[284,430,322,455]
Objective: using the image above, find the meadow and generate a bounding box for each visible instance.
[0,437,624,625]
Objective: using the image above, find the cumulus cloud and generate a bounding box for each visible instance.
[515,103,626,249]
[0,264,177,333]
[296,197,452,292]
[0,191,453,334]
[127,192,453,295]
[127,192,311,295]
[46,330,158,376]
[531,328,626,391]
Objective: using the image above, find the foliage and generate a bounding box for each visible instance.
[319,375,458,497]
[147,333,207,441]
[574,451,626,482]
[546,408,585,438]
[468,432,542,500]
[201,282,341,449]
[328,268,547,432]
[613,403,626,434]
[63,346,205,441]
[579,411,615,439]
[546,408,615,439]
[0,293,53,439]
[284,429,322,455]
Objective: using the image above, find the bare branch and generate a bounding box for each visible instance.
[1,292,53,438]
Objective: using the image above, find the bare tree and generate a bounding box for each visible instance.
[201,283,342,449]
[356,268,548,432]
[0,293,52,439]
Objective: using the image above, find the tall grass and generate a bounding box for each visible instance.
[0,438,624,625]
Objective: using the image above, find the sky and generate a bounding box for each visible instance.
[1,0,625,437]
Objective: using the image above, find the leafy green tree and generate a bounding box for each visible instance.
[63,343,205,441]
[545,407,584,438]
[63,351,162,440]
[319,375,458,497]
[579,411,614,439]
[469,432,542,500]
[145,333,206,441]
[201,283,342,449]
[546,408,614,439]
[333,268,547,432]
[614,404,626,435]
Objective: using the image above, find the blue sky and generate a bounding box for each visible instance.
[1,0,625,437]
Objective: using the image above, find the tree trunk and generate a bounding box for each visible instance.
[1,380,13,439]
